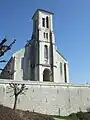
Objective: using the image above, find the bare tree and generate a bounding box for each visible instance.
[0,38,28,110]
[0,37,16,79]
[0,37,16,70]
[7,83,28,110]
[0,38,16,57]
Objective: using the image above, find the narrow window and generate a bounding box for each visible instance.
[46,16,49,28]
[60,62,62,76]
[64,63,67,83]
[44,45,48,60]
[42,18,45,27]
[44,32,45,38]
[33,20,37,32]
[46,33,48,39]
[21,57,24,69]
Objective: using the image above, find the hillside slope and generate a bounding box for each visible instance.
[0,105,54,120]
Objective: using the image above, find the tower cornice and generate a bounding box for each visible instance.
[32,9,54,19]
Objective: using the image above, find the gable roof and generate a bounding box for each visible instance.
[56,50,67,61]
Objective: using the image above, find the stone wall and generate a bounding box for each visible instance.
[0,80,90,116]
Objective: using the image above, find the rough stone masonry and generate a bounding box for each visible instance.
[0,80,90,116]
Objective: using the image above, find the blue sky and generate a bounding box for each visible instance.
[0,0,90,84]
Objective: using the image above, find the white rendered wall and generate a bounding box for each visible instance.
[0,80,90,116]
[56,51,69,83]
[13,48,25,81]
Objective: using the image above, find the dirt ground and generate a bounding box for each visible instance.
[0,105,90,120]
[0,105,54,120]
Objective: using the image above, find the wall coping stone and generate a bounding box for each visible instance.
[0,79,90,88]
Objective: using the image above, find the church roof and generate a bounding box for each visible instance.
[56,50,67,61]
[32,9,54,19]
[25,39,32,47]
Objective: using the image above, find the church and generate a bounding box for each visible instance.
[0,9,69,83]
[1,9,90,116]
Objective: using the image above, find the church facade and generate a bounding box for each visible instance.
[1,9,90,116]
[0,9,69,83]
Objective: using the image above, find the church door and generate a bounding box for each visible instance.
[43,69,51,81]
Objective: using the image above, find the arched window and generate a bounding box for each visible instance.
[46,33,48,39]
[46,16,49,28]
[64,63,67,83]
[21,57,24,69]
[60,62,62,76]
[44,45,48,60]
[44,32,45,38]
[33,20,37,32]
[42,18,45,27]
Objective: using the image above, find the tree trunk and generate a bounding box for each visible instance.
[13,95,18,110]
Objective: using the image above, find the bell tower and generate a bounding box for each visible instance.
[32,9,56,82]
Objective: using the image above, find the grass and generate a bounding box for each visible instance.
[53,114,79,120]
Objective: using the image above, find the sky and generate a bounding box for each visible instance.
[0,0,90,84]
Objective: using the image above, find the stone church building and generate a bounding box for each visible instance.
[0,9,69,83]
[1,9,90,116]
